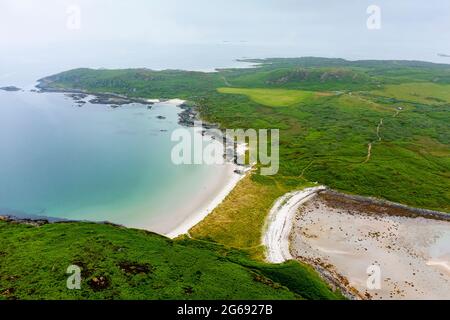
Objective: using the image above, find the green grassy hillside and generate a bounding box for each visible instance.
[38,68,222,99]
[0,220,342,300]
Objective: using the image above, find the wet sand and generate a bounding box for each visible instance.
[290,192,450,300]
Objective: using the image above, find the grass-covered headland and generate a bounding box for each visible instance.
[0,220,342,300]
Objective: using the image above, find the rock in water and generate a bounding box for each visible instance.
[0,86,21,92]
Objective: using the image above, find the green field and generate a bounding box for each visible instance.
[217,87,317,107]
[0,221,342,300]
[372,83,450,105]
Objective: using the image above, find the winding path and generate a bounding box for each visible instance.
[364,118,383,163]
[376,118,383,141]
[221,76,231,87]
[364,143,373,163]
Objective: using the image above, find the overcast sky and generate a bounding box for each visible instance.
[1,0,450,83]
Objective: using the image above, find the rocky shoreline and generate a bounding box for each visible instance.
[296,255,365,300]
[35,79,221,129]
[36,79,153,106]
[321,189,450,221]
[176,102,248,166]
[40,83,244,166]
[177,102,220,130]
[177,103,198,127]
[0,214,65,227]
[0,214,124,229]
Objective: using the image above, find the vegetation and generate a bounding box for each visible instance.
[39,68,222,99]
[190,175,316,259]
[371,83,450,105]
[217,87,317,107]
[25,57,450,299]
[197,92,449,213]
[0,221,342,300]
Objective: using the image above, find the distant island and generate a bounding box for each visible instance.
[0,86,21,92]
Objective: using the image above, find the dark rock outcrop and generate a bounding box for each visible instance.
[0,86,21,92]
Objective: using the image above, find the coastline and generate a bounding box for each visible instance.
[24,86,251,238]
[156,98,252,238]
[165,163,251,239]
[163,98,252,238]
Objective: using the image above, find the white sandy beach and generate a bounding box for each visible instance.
[165,163,249,238]
[166,98,186,105]
[158,98,251,238]
[263,186,326,263]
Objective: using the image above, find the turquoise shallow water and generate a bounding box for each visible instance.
[0,90,221,233]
